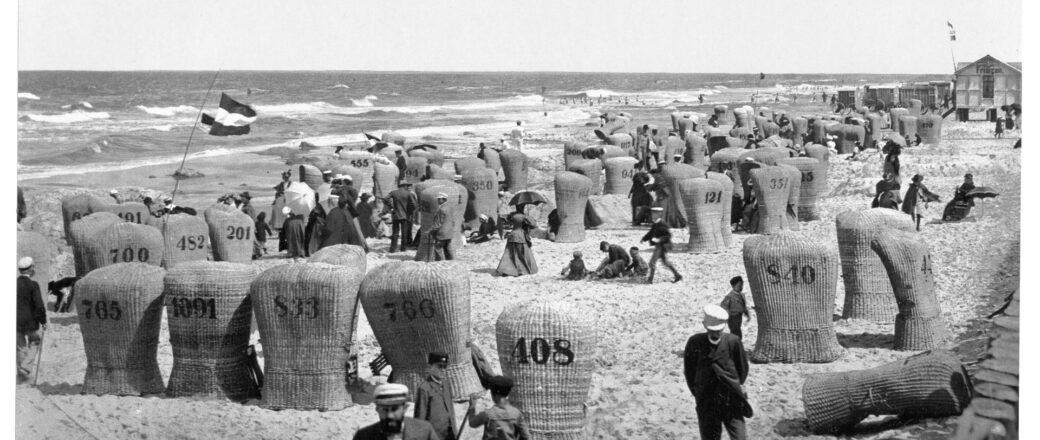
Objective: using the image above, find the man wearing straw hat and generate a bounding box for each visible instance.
[17,257,47,384]
[683,305,751,440]
[430,193,455,261]
[353,383,439,440]
[414,352,457,440]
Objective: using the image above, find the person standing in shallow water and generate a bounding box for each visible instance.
[720,276,750,339]
[684,305,751,440]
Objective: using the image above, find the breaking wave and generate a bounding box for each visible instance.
[136,105,199,117]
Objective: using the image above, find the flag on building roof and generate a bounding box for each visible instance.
[948,21,956,41]
[201,93,257,136]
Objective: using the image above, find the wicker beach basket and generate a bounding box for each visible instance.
[835,209,914,322]
[496,301,598,440]
[376,143,405,162]
[69,212,123,277]
[462,168,499,230]
[864,113,883,148]
[871,229,948,350]
[897,115,918,139]
[499,149,529,191]
[705,171,735,247]
[757,107,773,121]
[157,213,210,269]
[414,182,466,261]
[677,117,696,137]
[605,134,633,150]
[803,143,830,163]
[597,145,627,163]
[251,263,363,410]
[733,107,749,128]
[372,162,400,198]
[792,117,809,146]
[743,232,844,363]
[843,125,866,154]
[403,157,429,184]
[382,131,406,146]
[17,230,57,289]
[603,157,638,195]
[563,141,586,170]
[812,119,834,144]
[299,164,324,191]
[77,263,166,396]
[164,261,259,400]
[728,127,751,140]
[908,99,923,117]
[714,104,729,124]
[97,202,152,226]
[207,210,254,264]
[427,164,455,181]
[706,131,727,155]
[554,172,592,243]
[79,222,163,274]
[676,178,725,253]
[61,193,106,244]
[802,350,973,433]
[481,147,502,176]
[749,166,794,234]
[762,122,780,138]
[338,151,376,191]
[709,147,743,173]
[684,134,708,168]
[566,159,603,196]
[331,165,366,194]
[917,114,942,145]
[777,164,803,231]
[408,148,445,167]
[454,157,486,177]
[776,157,828,221]
[203,203,239,224]
[360,261,482,401]
[662,136,686,165]
[308,244,368,355]
[888,108,908,130]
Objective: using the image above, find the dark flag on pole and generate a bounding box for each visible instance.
[201,93,257,136]
[948,21,956,41]
[759,72,765,80]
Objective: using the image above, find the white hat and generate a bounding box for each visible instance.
[334,174,346,180]
[373,383,409,406]
[436,192,448,199]
[17,257,34,270]
[282,206,292,215]
[342,174,353,181]
[479,214,489,221]
[703,305,728,331]
[109,189,119,195]
[453,175,462,180]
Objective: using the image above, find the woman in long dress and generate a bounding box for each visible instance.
[901,174,940,231]
[496,211,538,276]
[283,208,307,259]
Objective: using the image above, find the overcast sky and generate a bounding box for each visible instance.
[16,0,1022,73]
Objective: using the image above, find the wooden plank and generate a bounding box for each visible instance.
[973,368,1018,388]
[974,382,1018,402]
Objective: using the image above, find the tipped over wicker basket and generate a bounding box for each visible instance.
[871,229,948,350]
[835,209,915,322]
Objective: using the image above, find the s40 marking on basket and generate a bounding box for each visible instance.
[274,295,319,319]
[80,300,123,321]
[511,337,574,366]
[383,299,435,322]
[765,264,816,285]
[169,297,216,319]
[110,247,149,263]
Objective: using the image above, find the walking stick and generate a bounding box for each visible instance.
[33,329,45,387]
[456,411,472,439]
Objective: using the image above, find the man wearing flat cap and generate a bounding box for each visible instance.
[17,257,47,383]
[683,305,751,440]
[353,384,438,440]
[466,375,531,440]
[238,192,256,221]
[430,193,455,261]
[414,352,457,440]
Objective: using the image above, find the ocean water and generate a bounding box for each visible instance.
[17,71,945,179]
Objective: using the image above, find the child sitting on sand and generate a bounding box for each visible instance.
[560,251,588,280]
[626,247,649,278]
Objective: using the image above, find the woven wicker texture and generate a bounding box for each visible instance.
[427,164,455,181]
[776,157,828,221]
[207,210,254,264]
[777,164,803,231]
[375,144,405,162]
[598,145,628,162]
[917,114,942,144]
[757,107,774,121]
[792,117,809,146]
[338,151,377,192]
[566,159,604,196]
[415,181,466,261]
[603,157,639,195]
[709,147,744,173]
[69,212,123,277]
[835,209,915,322]
[97,202,152,226]
[408,148,444,168]
[308,244,368,355]
[705,172,735,247]
[481,147,502,174]
[203,203,239,224]
[605,134,633,149]
[803,143,831,163]
[864,114,883,148]
[908,99,923,117]
[684,135,709,167]
[898,115,918,139]
[677,117,696,137]
[158,214,210,269]
[372,162,400,198]
[554,172,592,243]
[462,168,499,230]
[299,164,324,191]
[403,157,429,185]
[563,141,587,170]
[823,124,847,154]
[360,261,482,401]
[762,122,781,138]
[251,263,362,410]
[749,166,794,234]
[743,232,843,363]
[662,137,686,165]
[77,263,166,396]
[18,230,57,289]
[454,157,486,177]
[62,194,106,244]
[871,229,948,350]
[499,149,530,191]
[164,261,259,400]
[382,131,406,146]
[754,115,768,134]
[888,108,908,130]
[843,125,866,154]
[496,301,599,440]
[733,107,749,128]
[80,222,163,275]
[714,104,729,124]
[812,119,835,144]
[331,165,367,194]
[802,350,973,433]
[728,127,751,139]
[676,178,725,253]
[413,178,454,202]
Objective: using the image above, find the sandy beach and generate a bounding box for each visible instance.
[15,100,1021,439]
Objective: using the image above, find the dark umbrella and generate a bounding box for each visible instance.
[363,132,381,141]
[884,133,907,147]
[509,191,547,206]
[367,142,390,153]
[965,186,999,199]
[408,144,439,152]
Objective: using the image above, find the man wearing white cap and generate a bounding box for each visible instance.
[17,257,47,383]
[683,305,751,440]
[353,383,438,440]
[429,193,455,261]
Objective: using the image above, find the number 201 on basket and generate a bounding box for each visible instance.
[511,337,574,366]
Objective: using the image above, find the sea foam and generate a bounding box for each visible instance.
[136,105,199,117]
[18,92,40,100]
[23,110,111,123]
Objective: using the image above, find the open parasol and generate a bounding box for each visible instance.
[363,132,381,141]
[509,191,547,206]
[965,186,999,199]
[284,182,316,216]
[883,133,907,148]
[408,144,438,152]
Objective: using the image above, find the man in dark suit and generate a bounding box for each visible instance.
[17,257,47,383]
[430,193,454,261]
[414,352,457,440]
[353,383,439,440]
[386,181,418,252]
[594,241,631,273]
[684,305,751,440]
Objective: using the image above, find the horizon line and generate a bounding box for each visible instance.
[16,69,955,76]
